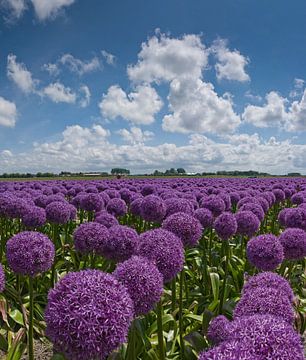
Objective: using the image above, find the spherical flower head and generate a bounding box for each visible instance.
[239,203,265,222]
[278,208,289,227]
[45,194,66,206]
[165,198,194,217]
[214,212,237,240]
[45,201,71,224]
[34,194,48,208]
[68,204,77,220]
[45,270,134,360]
[247,234,284,271]
[272,188,286,203]
[0,264,5,293]
[141,184,156,196]
[21,206,46,228]
[207,315,230,345]
[113,256,163,316]
[106,198,127,217]
[73,222,109,255]
[284,207,306,230]
[237,196,259,209]
[6,231,55,277]
[291,192,305,205]
[162,212,202,247]
[140,195,166,223]
[6,197,30,219]
[104,189,121,199]
[242,271,294,302]
[235,211,260,237]
[255,196,269,213]
[130,197,143,216]
[200,195,226,217]
[138,229,184,283]
[119,188,133,204]
[194,208,213,229]
[234,287,294,324]
[95,210,119,228]
[278,228,306,260]
[79,193,104,212]
[229,192,240,206]
[103,225,139,262]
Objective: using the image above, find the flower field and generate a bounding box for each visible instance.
[0,177,305,359]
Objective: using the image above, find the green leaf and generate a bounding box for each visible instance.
[8,309,24,326]
[148,314,174,335]
[209,272,220,302]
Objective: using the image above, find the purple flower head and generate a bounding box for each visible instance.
[291,192,305,205]
[278,208,289,227]
[194,208,213,228]
[119,189,133,204]
[239,203,265,222]
[284,207,306,230]
[138,229,184,283]
[247,234,284,271]
[6,197,30,219]
[229,192,240,206]
[214,212,237,240]
[278,228,306,260]
[106,198,127,217]
[45,201,71,224]
[207,315,230,345]
[45,194,66,205]
[104,189,120,199]
[272,188,286,203]
[200,195,225,217]
[95,210,119,228]
[103,225,139,262]
[235,210,260,237]
[0,264,5,293]
[113,256,163,316]
[234,287,294,324]
[34,194,49,208]
[6,231,55,277]
[73,222,109,255]
[140,195,166,223]
[130,197,143,216]
[141,184,156,196]
[22,206,46,228]
[79,193,104,212]
[68,204,77,220]
[165,198,194,217]
[162,212,202,247]
[45,270,134,360]
[242,271,294,302]
[255,196,269,213]
[84,186,98,194]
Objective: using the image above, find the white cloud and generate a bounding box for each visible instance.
[43,82,76,103]
[42,63,60,76]
[7,54,38,94]
[117,127,154,144]
[127,32,209,83]
[1,0,27,20]
[101,50,116,65]
[0,96,17,127]
[212,39,250,82]
[162,78,240,134]
[59,54,101,76]
[79,85,91,108]
[289,78,304,98]
[245,90,262,102]
[287,89,306,131]
[30,0,75,21]
[99,84,163,125]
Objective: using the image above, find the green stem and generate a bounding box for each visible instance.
[126,320,136,360]
[28,277,34,360]
[171,278,176,313]
[156,300,165,360]
[179,269,185,360]
[219,241,230,314]
[208,228,213,264]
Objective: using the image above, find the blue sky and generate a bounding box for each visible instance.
[0,0,306,174]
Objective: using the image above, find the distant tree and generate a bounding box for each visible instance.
[111,168,130,175]
[177,168,186,174]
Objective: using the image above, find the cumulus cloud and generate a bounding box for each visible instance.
[30,0,75,21]
[42,82,76,103]
[0,96,17,127]
[0,0,27,21]
[212,39,250,82]
[78,85,91,108]
[42,63,60,76]
[99,84,163,125]
[101,50,116,65]
[117,127,154,144]
[289,78,304,98]
[7,54,38,94]
[59,54,101,76]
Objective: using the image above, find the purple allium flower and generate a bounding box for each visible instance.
[138,229,184,283]
[242,271,294,302]
[229,192,240,206]
[165,198,194,217]
[95,210,119,228]
[6,231,55,277]
[200,195,225,217]
[34,194,49,208]
[106,198,127,217]
[194,208,214,228]
[104,189,120,199]
[278,228,306,260]
[272,188,286,203]
[284,207,306,230]
[68,204,77,220]
[6,197,30,219]
[119,189,133,204]
[255,196,269,213]
[278,208,289,227]
[162,212,202,247]
[130,197,143,216]
[214,212,237,240]
[0,264,5,293]
[73,222,109,255]
[21,206,46,228]
[79,193,104,212]
[234,287,294,324]
[103,225,138,262]
[45,201,71,224]
[207,315,230,345]
[291,192,305,205]
[235,210,260,237]
[113,256,163,316]
[45,270,134,360]
[239,203,265,222]
[247,234,284,271]
[141,184,156,196]
[45,194,66,205]
[140,195,166,223]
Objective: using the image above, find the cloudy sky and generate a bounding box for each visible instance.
[0,0,306,174]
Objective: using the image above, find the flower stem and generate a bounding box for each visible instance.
[28,276,34,360]
[179,268,185,359]
[156,300,165,360]
[219,241,230,314]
